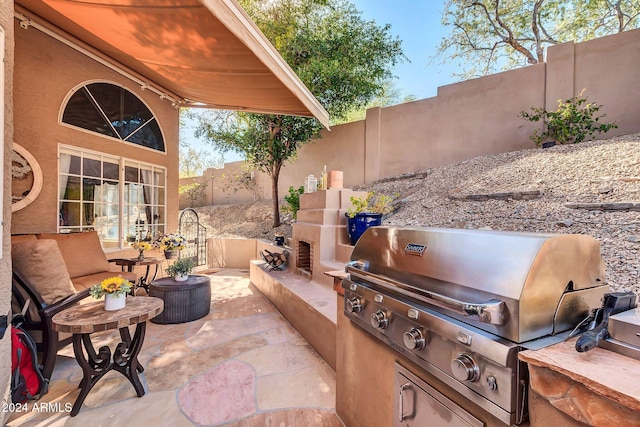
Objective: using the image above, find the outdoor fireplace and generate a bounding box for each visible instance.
[295,240,313,278]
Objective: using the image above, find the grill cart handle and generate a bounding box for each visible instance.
[347,267,506,325]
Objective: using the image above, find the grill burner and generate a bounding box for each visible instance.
[342,227,609,425]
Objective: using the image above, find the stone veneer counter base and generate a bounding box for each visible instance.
[520,338,640,426]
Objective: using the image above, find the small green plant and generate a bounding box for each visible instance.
[346,192,394,218]
[179,181,208,207]
[166,257,196,277]
[282,186,304,219]
[519,93,617,146]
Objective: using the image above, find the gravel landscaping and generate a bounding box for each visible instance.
[359,133,640,295]
[196,133,640,295]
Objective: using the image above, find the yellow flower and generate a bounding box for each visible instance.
[131,241,152,251]
[90,276,132,299]
[101,276,126,293]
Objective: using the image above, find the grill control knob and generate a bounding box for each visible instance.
[403,328,426,350]
[370,310,389,329]
[346,297,363,314]
[451,354,480,382]
[487,376,498,391]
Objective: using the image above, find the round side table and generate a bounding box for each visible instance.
[52,297,164,416]
[149,274,211,324]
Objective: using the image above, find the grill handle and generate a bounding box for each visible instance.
[399,382,412,422]
[347,267,506,325]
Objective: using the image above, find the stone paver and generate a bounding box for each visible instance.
[178,359,256,425]
[236,342,324,377]
[257,363,337,410]
[6,269,342,427]
[146,334,266,390]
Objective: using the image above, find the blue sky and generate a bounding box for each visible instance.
[182,1,457,160]
[351,0,458,99]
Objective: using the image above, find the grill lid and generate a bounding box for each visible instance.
[347,227,609,343]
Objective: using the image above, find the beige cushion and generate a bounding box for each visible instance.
[71,271,137,291]
[12,239,76,305]
[37,231,109,279]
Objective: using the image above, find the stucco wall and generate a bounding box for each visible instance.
[13,22,180,250]
[183,27,640,207]
[572,31,640,137]
[1,3,14,423]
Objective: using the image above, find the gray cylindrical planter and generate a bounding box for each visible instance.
[149,274,211,324]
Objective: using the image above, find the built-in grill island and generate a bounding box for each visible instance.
[341,227,610,426]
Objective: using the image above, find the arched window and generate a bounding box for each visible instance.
[62,82,165,152]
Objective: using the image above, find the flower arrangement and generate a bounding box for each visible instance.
[131,240,152,260]
[131,241,152,251]
[89,276,132,298]
[156,233,186,251]
[166,257,196,278]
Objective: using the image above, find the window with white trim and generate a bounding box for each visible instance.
[59,146,166,249]
[62,82,165,152]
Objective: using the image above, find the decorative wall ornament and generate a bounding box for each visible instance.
[11,143,43,212]
[12,150,32,178]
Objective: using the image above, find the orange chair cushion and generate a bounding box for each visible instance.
[37,231,110,279]
[12,239,76,305]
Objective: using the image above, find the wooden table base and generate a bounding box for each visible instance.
[70,323,146,417]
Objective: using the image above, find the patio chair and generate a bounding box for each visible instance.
[11,269,91,384]
[260,249,289,271]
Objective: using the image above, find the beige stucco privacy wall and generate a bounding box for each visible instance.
[182,27,640,208]
[1,2,14,420]
[13,21,180,241]
[206,238,285,269]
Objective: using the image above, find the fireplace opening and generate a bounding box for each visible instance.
[296,240,312,277]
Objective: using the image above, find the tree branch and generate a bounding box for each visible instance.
[491,0,539,64]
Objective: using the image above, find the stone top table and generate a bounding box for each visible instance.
[112,257,164,294]
[52,296,163,416]
[53,296,164,333]
[519,338,640,426]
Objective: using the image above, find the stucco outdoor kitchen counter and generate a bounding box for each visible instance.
[519,338,640,426]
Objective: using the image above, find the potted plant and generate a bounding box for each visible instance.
[274,232,285,246]
[166,257,196,282]
[345,191,394,245]
[155,233,186,259]
[89,276,133,311]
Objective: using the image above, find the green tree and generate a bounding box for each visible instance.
[179,181,208,207]
[194,0,405,227]
[337,81,417,124]
[438,0,640,78]
[179,109,223,178]
[179,142,221,178]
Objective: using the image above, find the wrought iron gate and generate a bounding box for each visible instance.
[179,208,207,266]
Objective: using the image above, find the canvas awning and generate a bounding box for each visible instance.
[15,0,330,128]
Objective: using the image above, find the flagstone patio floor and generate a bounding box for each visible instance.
[7,269,343,427]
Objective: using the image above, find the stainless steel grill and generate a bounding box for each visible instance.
[341,226,610,425]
